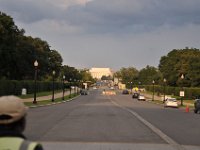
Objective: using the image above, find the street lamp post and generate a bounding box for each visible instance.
[52,70,55,102]
[62,75,65,100]
[77,80,80,94]
[74,79,76,95]
[33,60,38,104]
[131,82,133,94]
[163,78,167,103]
[152,80,155,101]
[180,74,184,106]
[69,78,72,98]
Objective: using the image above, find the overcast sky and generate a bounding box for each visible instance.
[1,0,200,71]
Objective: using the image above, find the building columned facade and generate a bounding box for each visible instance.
[89,68,113,79]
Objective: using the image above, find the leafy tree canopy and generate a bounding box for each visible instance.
[159,47,200,87]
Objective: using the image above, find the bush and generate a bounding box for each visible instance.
[144,85,200,99]
[0,80,63,96]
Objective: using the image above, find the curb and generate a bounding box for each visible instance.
[29,94,81,108]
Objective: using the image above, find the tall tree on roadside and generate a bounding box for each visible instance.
[159,48,200,87]
[119,67,139,84]
[138,65,162,85]
[0,11,25,79]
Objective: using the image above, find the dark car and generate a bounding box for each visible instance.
[194,99,200,113]
[122,89,129,94]
[132,93,139,99]
[80,89,88,95]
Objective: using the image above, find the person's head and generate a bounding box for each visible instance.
[0,96,28,132]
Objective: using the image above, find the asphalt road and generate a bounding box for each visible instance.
[24,89,200,150]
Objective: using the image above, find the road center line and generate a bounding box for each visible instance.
[108,96,186,150]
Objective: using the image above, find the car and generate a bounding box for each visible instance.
[122,89,129,94]
[110,87,114,90]
[194,99,200,113]
[164,98,178,108]
[80,89,88,95]
[132,93,139,99]
[93,86,97,90]
[138,95,145,101]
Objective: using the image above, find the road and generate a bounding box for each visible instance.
[24,89,200,150]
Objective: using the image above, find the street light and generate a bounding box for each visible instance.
[163,78,167,103]
[62,75,65,100]
[74,79,76,95]
[69,78,72,98]
[52,70,56,102]
[152,80,155,101]
[33,60,38,104]
[130,82,133,94]
[180,74,184,106]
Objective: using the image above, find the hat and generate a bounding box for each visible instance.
[0,95,28,124]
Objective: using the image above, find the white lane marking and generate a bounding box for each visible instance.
[109,96,186,150]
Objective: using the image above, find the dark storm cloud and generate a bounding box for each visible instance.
[64,0,200,33]
[1,0,200,33]
[0,0,60,23]
[1,0,200,69]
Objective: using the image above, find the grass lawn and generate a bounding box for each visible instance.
[19,90,64,99]
[24,93,79,107]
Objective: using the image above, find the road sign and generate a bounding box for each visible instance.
[180,91,184,97]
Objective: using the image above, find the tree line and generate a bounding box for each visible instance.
[115,47,200,88]
[0,11,93,83]
[1,11,200,88]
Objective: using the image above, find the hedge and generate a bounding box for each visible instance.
[144,85,200,99]
[0,80,64,96]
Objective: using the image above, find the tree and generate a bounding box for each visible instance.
[48,49,63,78]
[0,12,63,80]
[159,48,200,87]
[0,11,25,79]
[101,75,112,80]
[118,67,139,84]
[138,65,162,85]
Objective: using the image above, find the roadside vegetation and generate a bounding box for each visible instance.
[24,93,79,107]
[1,11,200,100]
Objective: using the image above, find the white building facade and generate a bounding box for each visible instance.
[89,68,113,79]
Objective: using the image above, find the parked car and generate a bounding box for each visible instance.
[93,86,97,89]
[80,89,88,95]
[110,87,114,90]
[138,95,145,101]
[122,89,129,94]
[132,93,139,99]
[164,98,178,108]
[194,99,200,113]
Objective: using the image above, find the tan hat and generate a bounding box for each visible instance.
[0,95,28,124]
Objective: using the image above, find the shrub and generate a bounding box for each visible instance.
[0,80,63,96]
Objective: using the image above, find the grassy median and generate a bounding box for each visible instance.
[24,93,79,107]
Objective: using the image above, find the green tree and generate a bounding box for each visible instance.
[0,12,63,80]
[0,11,25,79]
[118,67,139,84]
[159,48,200,87]
[48,50,63,78]
[138,65,162,85]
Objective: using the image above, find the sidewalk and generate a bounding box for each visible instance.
[142,92,194,107]
[22,90,75,102]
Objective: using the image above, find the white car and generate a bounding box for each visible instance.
[164,98,178,108]
[138,95,145,101]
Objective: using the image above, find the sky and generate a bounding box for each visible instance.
[1,0,200,71]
